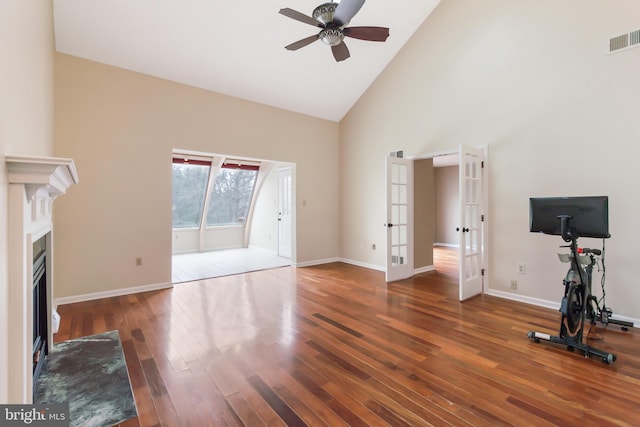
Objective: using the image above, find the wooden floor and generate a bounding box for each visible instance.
[55,248,640,426]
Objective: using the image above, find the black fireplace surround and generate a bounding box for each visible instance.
[32,246,48,391]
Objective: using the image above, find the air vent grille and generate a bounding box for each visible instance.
[610,34,629,52]
[609,29,640,53]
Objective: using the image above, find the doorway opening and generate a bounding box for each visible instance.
[390,145,488,300]
[171,149,294,283]
[433,153,460,280]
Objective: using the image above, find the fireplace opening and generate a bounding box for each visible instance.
[32,236,48,390]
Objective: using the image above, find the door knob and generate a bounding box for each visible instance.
[385,223,394,228]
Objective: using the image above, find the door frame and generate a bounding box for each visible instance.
[412,145,489,294]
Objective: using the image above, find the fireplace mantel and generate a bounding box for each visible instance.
[5,154,78,403]
[6,154,79,202]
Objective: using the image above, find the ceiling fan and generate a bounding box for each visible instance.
[279,0,390,62]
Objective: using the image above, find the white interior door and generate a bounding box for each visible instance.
[386,156,414,282]
[278,167,292,258]
[458,145,484,301]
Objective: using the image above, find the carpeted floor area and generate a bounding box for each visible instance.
[34,330,137,427]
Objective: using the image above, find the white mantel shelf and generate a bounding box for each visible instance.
[6,155,79,200]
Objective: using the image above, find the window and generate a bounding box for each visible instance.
[206,164,258,226]
[172,159,211,228]
[172,156,259,229]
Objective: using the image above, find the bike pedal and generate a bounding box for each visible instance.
[560,297,568,316]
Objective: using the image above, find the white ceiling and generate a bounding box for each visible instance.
[53,0,440,122]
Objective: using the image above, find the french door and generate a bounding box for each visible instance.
[384,147,485,293]
[458,145,484,301]
[385,156,414,282]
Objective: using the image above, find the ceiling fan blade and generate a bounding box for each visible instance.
[285,35,320,51]
[331,42,350,62]
[344,26,389,42]
[333,0,366,26]
[279,8,323,28]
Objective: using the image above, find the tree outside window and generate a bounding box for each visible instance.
[206,166,258,226]
[172,158,258,229]
[172,162,210,228]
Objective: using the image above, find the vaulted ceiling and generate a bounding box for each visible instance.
[53,0,441,121]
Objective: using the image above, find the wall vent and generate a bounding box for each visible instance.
[609,29,640,53]
[609,34,629,52]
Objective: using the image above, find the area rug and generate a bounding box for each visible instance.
[34,330,137,427]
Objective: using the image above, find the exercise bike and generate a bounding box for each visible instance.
[528,215,632,364]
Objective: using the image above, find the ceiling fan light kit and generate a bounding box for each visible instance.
[319,28,345,46]
[279,0,389,62]
[313,3,339,26]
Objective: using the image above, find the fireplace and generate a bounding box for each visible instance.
[6,155,78,403]
[32,236,48,387]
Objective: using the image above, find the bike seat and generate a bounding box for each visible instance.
[558,253,591,265]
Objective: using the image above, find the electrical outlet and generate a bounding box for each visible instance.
[510,280,517,290]
[135,257,142,266]
[517,263,526,275]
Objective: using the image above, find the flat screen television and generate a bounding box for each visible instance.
[529,196,610,239]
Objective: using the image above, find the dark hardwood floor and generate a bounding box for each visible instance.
[54,248,640,426]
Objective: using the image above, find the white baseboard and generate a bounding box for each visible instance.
[338,260,436,275]
[54,281,173,307]
[296,257,386,272]
[294,257,341,268]
[306,259,437,276]
[338,258,385,272]
[485,289,560,310]
[414,265,436,275]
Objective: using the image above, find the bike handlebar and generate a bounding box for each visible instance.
[578,247,601,256]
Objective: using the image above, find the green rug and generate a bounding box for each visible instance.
[34,330,137,427]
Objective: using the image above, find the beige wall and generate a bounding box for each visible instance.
[0,0,55,402]
[435,166,459,246]
[341,0,640,319]
[414,159,435,268]
[54,54,340,299]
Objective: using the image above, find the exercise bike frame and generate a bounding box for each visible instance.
[527,232,631,364]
